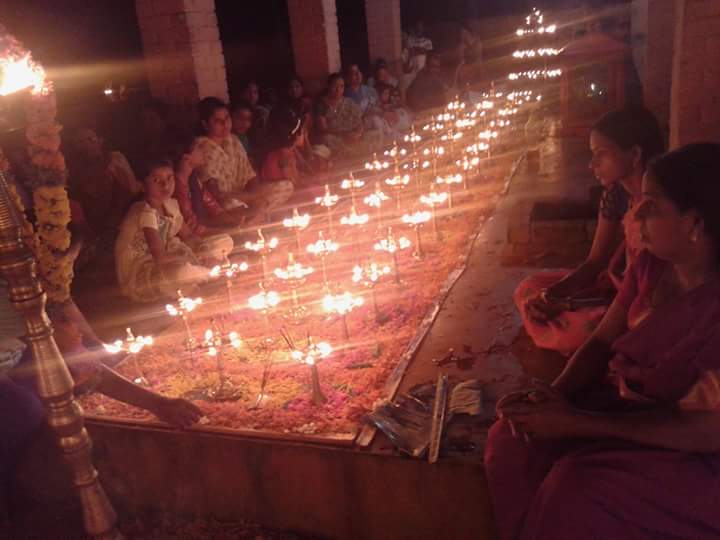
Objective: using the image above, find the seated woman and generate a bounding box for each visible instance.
[312,73,365,158]
[115,155,233,303]
[406,53,449,112]
[286,75,313,127]
[194,97,293,218]
[515,108,664,356]
[172,134,249,236]
[67,128,142,243]
[486,143,720,540]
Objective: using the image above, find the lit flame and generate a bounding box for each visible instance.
[374,230,411,253]
[0,51,47,96]
[210,260,248,279]
[103,328,153,355]
[420,192,449,207]
[352,262,391,284]
[340,205,369,226]
[322,292,364,315]
[274,253,314,280]
[385,174,410,187]
[401,211,432,226]
[436,174,463,187]
[364,184,390,208]
[291,339,332,365]
[315,184,339,207]
[244,229,279,252]
[248,288,280,310]
[282,208,311,230]
[341,177,366,190]
[307,232,339,256]
[165,291,202,316]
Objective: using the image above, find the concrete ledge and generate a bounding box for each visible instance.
[16,422,494,540]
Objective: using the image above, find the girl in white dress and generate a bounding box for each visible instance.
[115,157,233,302]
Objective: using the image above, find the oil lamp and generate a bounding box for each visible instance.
[306,230,339,287]
[282,207,311,251]
[420,192,448,239]
[401,210,431,259]
[244,229,279,284]
[165,290,202,365]
[352,261,391,321]
[374,227,411,283]
[274,253,314,323]
[322,291,364,341]
[282,329,333,405]
[104,328,154,386]
[315,183,340,231]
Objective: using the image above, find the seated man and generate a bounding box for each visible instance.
[194,97,293,221]
[406,53,449,112]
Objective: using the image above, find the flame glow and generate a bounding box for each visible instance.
[0,51,47,96]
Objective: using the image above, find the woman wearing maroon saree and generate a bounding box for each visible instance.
[515,108,664,356]
[486,143,720,540]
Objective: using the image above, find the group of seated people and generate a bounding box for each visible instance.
[487,107,720,538]
[62,55,461,305]
[5,40,718,535]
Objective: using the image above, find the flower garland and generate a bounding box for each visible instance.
[2,89,73,303]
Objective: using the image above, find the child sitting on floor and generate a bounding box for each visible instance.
[115,156,234,303]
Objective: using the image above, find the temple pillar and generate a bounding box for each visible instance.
[365,0,403,70]
[287,0,342,94]
[669,0,720,147]
[134,0,229,106]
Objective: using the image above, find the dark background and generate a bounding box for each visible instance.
[0,0,628,101]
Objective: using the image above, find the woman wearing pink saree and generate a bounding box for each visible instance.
[486,144,720,540]
[515,108,664,356]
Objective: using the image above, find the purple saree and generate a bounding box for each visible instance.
[486,251,720,540]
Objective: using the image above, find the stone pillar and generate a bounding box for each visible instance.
[135,0,229,106]
[632,0,676,132]
[669,0,720,147]
[365,0,403,69]
[287,0,342,94]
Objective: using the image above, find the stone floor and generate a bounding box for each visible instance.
[370,127,596,461]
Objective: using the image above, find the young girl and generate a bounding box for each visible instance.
[115,156,233,302]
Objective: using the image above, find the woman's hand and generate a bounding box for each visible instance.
[525,291,568,323]
[151,395,203,428]
[500,383,589,440]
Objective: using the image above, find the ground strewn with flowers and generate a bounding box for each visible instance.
[79,171,510,440]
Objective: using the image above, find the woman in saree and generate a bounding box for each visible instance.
[485,143,720,540]
[312,73,365,158]
[515,107,664,356]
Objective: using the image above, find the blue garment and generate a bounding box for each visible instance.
[345,85,379,115]
[0,372,45,495]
